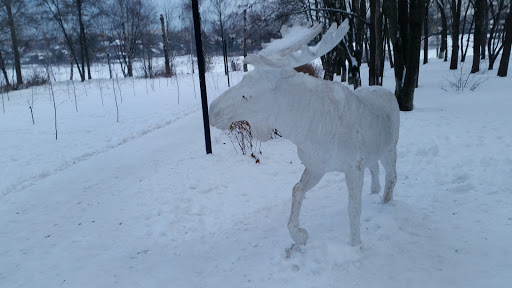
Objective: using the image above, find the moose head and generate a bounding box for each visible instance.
[209,20,400,247]
[209,20,350,141]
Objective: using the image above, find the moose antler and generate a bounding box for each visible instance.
[245,19,349,69]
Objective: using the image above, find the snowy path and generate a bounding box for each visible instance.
[0,76,206,197]
[2,60,512,287]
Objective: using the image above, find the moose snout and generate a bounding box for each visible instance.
[209,101,229,130]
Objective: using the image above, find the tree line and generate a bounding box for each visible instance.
[1,0,511,111]
[277,0,511,111]
[0,0,285,89]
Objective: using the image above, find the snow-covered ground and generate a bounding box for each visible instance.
[1,57,511,287]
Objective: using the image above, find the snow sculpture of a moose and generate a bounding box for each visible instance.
[209,20,400,246]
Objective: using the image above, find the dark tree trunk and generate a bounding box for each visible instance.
[461,11,474,62]
[70,58,73,80]
[376,0,383,85]
[388,0,426,111]
[397,0,425,111]
[0,49,10,87]
[423,0,429,64]
[387,0,405,93]
[481,0,488,60]
[498,2,512,77]
[369,0,383,85]
[160,14,171,76]
[471,0,484,73]
[243,9,248,72]
[3,0,22,87]
[450,0,462,69]
[460,0,472,62]
[369,0,377,85]
[77,0,87,81]
[107,53,113,79]
[436,0,448,61]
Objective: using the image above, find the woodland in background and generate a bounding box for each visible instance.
[1,0,511,111]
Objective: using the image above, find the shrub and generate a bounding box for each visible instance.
[442,63,487,92]
[24,72,49,88]
[230,60,243,72]
[152,67,175,78]
[227,120,261,163]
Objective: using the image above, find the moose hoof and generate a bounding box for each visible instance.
[290,227,309,245]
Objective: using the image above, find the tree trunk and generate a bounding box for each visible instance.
[376,0,383,85]
[0,49,10,88]
[436,0,448,61]
[77,0,87,81]
[369,0,377,85]
[397,0,425,111]
[497,2,512,77]
[450,0,462,69]
[107,53,113,79]
[480,0,488,60]
[471,0,484,73]
[461,14,474,62]
[423,0,429,64]
[243,9,248,72]
[160,14,171,76]
[128,55,133,77]
[388,0,426,111]
[4,0,22,87]
[460,0,472,62]
[387,0,405,93]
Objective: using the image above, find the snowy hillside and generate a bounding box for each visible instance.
[1,57,511,287]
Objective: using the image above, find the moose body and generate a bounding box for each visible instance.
[209,21,400,246]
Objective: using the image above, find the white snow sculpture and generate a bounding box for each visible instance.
[209,20,400,246]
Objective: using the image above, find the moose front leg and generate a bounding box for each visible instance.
[345,168,364,246]
[288,169,322,245]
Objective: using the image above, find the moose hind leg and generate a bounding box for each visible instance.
[345,169,364,246]
[288,169,322,245]
[381,147,397,203]
[368,162,381,194]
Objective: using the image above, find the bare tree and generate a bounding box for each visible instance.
[109,0,154,77]
[42,0,86,81]
[76,0,91,80]
[211,0,231,86]
[1,0,22,87]
[488,0,508,70]
[160,14,171,76]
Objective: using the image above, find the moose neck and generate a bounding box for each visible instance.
[268,71,350,149]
